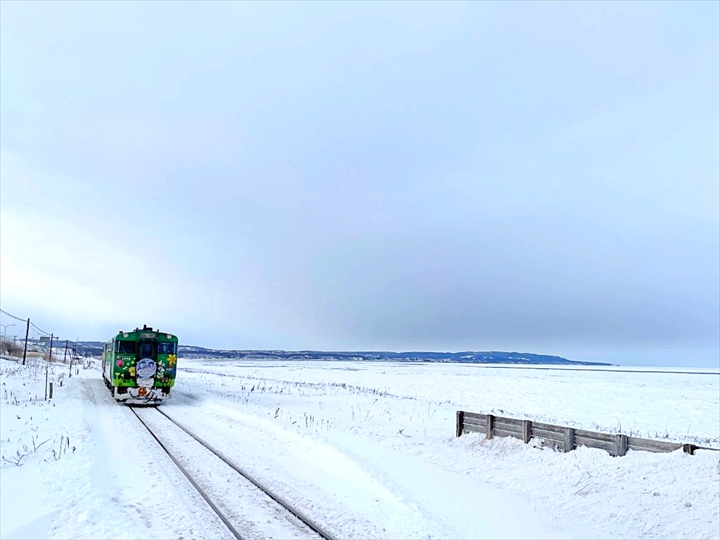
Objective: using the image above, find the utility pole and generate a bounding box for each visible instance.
[67,340,72,377]
[22,319,29,365]
[48,333,54,362]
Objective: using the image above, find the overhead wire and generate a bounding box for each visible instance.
[0,308,28,323]
[30,321,51,337]
[0,308,55,340]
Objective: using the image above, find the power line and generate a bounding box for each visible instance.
[1,308,53,339]
[30,321,51,337]
[0,308,27,323]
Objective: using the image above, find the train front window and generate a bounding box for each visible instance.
[158,342,177,354]
[139,342,156,358]
[116,341,136,354]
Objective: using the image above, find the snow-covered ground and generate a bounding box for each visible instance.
[1,356,719,539]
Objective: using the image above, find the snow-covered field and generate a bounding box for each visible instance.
[1,356,719,539]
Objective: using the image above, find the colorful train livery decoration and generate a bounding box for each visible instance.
[102,325,178,404]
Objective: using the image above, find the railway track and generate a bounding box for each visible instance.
[129,406,337,540]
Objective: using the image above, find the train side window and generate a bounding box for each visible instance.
[116,341,137,354]
[158,342,177,354]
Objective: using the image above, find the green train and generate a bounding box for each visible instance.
[102,325,178,404]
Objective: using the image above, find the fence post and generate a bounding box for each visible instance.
[616,434,628,457]
[49,382,53,400]
[564,427,575,452]
[486,414,494,440]
[456,411,464,437]
[522,420,532,443]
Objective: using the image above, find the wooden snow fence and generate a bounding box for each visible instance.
[456,411,719,457]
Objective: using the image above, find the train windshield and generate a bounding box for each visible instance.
[116,341,136,354]
[139,342,156,359]
[158,342,177,354]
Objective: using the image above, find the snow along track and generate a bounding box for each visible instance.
[129,406,337,540]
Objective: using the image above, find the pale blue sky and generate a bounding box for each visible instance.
[1,1,718,366]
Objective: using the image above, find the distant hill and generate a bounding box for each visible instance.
[24,339,611,366]
[176,346,611,366]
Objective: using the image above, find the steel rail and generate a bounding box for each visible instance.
[129,407,245,540]
[155,407,337,540]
